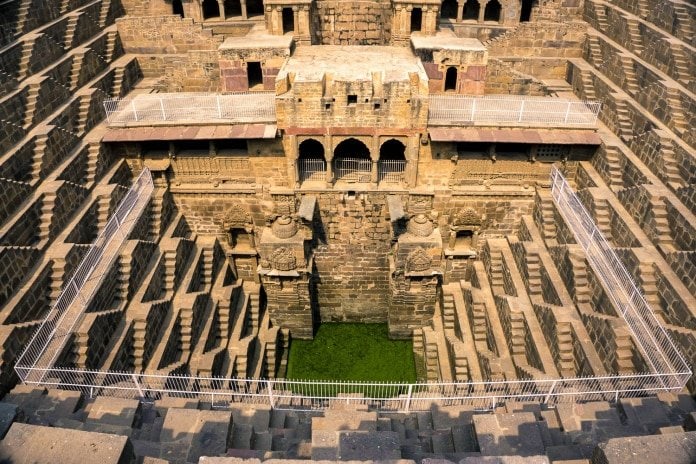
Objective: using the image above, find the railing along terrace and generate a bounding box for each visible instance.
[378,159,406,183]
[334,157,372,182]
[14,168,154,382]
[298,158,326,183]
[550,167,690,385]
[13,169,690,411]
[103,92,277,125]
[428,95,601,127]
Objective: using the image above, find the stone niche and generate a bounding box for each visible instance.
[222,204,258,280]
[264,0,312,44]
[411,33,488,94]
[391,0,441,44]
[258,212,315,339]
[389,213,443,339]
[217,33,293,92]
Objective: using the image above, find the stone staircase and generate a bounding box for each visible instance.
[663,84,688,135]
[586,33,604,69]
[648,196,674,252]
[603,145,624,190]
[37,191,56,243]
[555,322,576,374]
[625,16,643,55]
[613,97,634,141]
[64,13,80,49]
[22,77,43,130]
[618,54,639,95]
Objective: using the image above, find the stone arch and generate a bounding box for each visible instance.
[462,0,479,20]
[202,0,221,18]
[172,0,184,17]
[334,137,371,160]
[298,138,326,161]
[444,66,458,91]
[224,0,242,16]
[483,0,501,21]
[379,139,406,161]
[333,138,372,182]
[331,136,373,160]
[222,205,254,249]
[520,0,535,22]
[441,0,457,19]
[298,138,326,182]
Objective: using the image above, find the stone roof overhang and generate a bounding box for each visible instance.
[428,128,602,145]
[101,124,278,142]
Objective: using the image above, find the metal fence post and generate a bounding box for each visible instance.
[543,380,558,404]
[404,384,413,413]
[267,380,275,408]
[132,373,145,398]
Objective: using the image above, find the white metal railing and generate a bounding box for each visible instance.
[12,168,691,411]
[550,166,690,383]
[298,158,326,183]
[334,157,372,182]
[14,168,154,382]
[103,92,276,125]
[428,95,601,127]
[378,159,406,183]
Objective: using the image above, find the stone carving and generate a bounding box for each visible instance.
[409,194,433,214]
[406,247,431,273]
[271,215,299,239]
[269,247,297,271]
[407,214,434,237]
[222,205,252,229]
[452,207,482,227]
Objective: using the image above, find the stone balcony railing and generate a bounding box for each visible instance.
[103,92,277,126]
[428,95,601,128]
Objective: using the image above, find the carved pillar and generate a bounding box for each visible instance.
[292,6,299,34]
[218,0,225,19]
[478,0,486,21]
[241,0,247,18]
[456,1,463,21]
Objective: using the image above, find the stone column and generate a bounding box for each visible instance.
[371,160,378,184]
[218,0,225,19]
[241,0,247,19]
[293,6,299,34]
[478,0,486,21]
[298,6,311,43]
[456,1,463,21]
[325,133,333,186]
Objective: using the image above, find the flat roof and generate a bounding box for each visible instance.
[410,32,486,52]
[279,45,426,82]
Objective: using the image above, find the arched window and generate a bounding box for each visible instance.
[282,7,295,34]
[298,139,326,183]
[441,0,458,20]
[224,0,241,17]
[246,0,264,17]
[172,0,184,17]
[378,139,406,183]
[334,138,371,182]
[202,0,220,19]
[483,0,501,22]
[462,0,479,20]
[444,67,457,91]
[520,0,534,22]
[410,8,423,32]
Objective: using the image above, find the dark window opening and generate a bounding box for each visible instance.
[379,139,406,161]
[325,103,331,110]
[496,143,529,158]
[141,141,170,156]
[441,0,457,19]
[520,0,534,22]
[444,66,458,91]
[457,142,489,156]
[463,0,479,20]
[229,228,252,249]
[347,94,357,105]
[374,102,381,110]
[282,7,294,33]
[177,140,209,153]
[455,230,474,249]
[247,61,263,89]
[172,0,184,17]
[224,0,242,17]
[202,0,220,19]
[216,139,247,153]
[246,0,264,17]
[483,0,501,21]
[410,8,422,32]
[333,138,371,182]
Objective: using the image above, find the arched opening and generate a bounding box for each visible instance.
[520,0,534,22]
[224,0,241,17]
[483,0,501,21]
[282,7,295,34]
[333,138,371,182]
[172,0,184,17]
[441,0,458,20]
[378,139,406,183]
[202,0,220,19]
[298,139,326,183]
[246,0,264,17]
[410,8,423,32]
[444,66,458,91]
[462,0,479,20]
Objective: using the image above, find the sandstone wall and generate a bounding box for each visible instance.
[312,0,392,45]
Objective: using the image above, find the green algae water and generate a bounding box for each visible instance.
[286,323,417,383]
